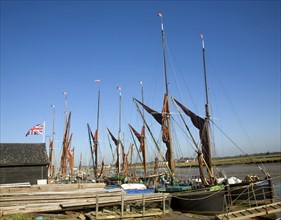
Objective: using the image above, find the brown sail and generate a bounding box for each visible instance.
[173,98,213,180]
[61,112,72,177]
[128,124,147,176]
[135,94,171,163]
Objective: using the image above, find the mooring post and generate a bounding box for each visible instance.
[162,193,165,215]
[142,194,145,217]
[121,193,124,218]
[96,194,99,218]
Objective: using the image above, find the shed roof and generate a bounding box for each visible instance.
[0,143,49,166]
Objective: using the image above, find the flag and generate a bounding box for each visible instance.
[200,33,204,39]
[116,86,121,90]
[26,123,44,136]
[157,12,163,17]
[95,79,100,83]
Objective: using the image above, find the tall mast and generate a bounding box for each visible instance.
[49,104,55,178]
[94,79,101,179]
[158,12,175,175]
[200,34,213,175]
[117,86,122,176]
[140,81,147,176]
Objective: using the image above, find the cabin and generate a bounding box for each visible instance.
[0,143,49,185]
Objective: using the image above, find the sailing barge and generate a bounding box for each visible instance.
[133,12,274,214]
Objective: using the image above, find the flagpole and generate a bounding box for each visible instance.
[43,121,46,143]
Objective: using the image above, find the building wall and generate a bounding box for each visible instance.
[0,165,48,185]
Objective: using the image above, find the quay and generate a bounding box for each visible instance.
[0,183,170,218]
[1,183,280,219]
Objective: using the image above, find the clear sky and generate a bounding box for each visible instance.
[1,0,280,166]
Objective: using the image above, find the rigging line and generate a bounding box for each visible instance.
[206,56,256,155]
[169,115,184,159]
[164,38,199,113]
[170,115,198,153]
[210,118,247,155]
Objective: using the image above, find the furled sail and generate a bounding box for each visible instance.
[128,124,147,175]
[135,94,171,162]
[173,98,212,177]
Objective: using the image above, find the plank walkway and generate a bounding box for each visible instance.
[0,184,169,216]
[216,202,281,219]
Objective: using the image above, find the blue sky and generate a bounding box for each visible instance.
[1,0,280,166]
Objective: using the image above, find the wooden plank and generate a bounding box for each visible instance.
[0,183,106,194]
[0,188,169,216]
[216,202,281,220]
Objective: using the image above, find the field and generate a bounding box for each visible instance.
[175,152,281,168]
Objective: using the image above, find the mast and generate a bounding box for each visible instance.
[140,81,147,176]
[94,79,101,179]
[158,12,175,176]
[49,104,55,178]
[117,86,122,176]
[200,34,213,176]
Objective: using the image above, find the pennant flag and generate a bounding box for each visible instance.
[26,123,44,136]
[157,12,163,17]
[116,86,121,90]
[95,79,101,82]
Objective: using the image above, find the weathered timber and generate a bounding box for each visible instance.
[216,202,281,220]
[0,185,170,216]
[0,183,106,194]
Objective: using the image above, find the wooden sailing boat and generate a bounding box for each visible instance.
[133,12,226,213]
[170,34,273,210]
[133,12,274,214]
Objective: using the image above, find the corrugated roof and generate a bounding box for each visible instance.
[0,143,49,166]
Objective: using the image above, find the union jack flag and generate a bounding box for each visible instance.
[26,123,44,136]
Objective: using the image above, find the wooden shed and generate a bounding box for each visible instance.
[0,143,49,185]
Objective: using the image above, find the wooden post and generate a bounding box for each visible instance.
[162,193,165,215]
[96,194,99,218]
[142,194,145,217]
[121,193,124,218]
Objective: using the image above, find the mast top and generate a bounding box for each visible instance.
[157,12,164,33]
[200,33,205,49]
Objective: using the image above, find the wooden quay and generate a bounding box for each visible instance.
[0,183,170,219]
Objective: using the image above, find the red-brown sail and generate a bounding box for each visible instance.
[134,99,162,125]
[128,124,147,176]
[61,112,72,177]
[135,94,172,163]
[173,98,212,177]
[107,128,118,146]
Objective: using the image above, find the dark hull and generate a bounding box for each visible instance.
[170,189,227,214]
[230,180,273,203]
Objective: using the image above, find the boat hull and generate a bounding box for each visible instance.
[170,189,227,214]
[230,180,273,203]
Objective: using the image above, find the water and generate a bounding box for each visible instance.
[171,163,281,219]
[175,163,281,196]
